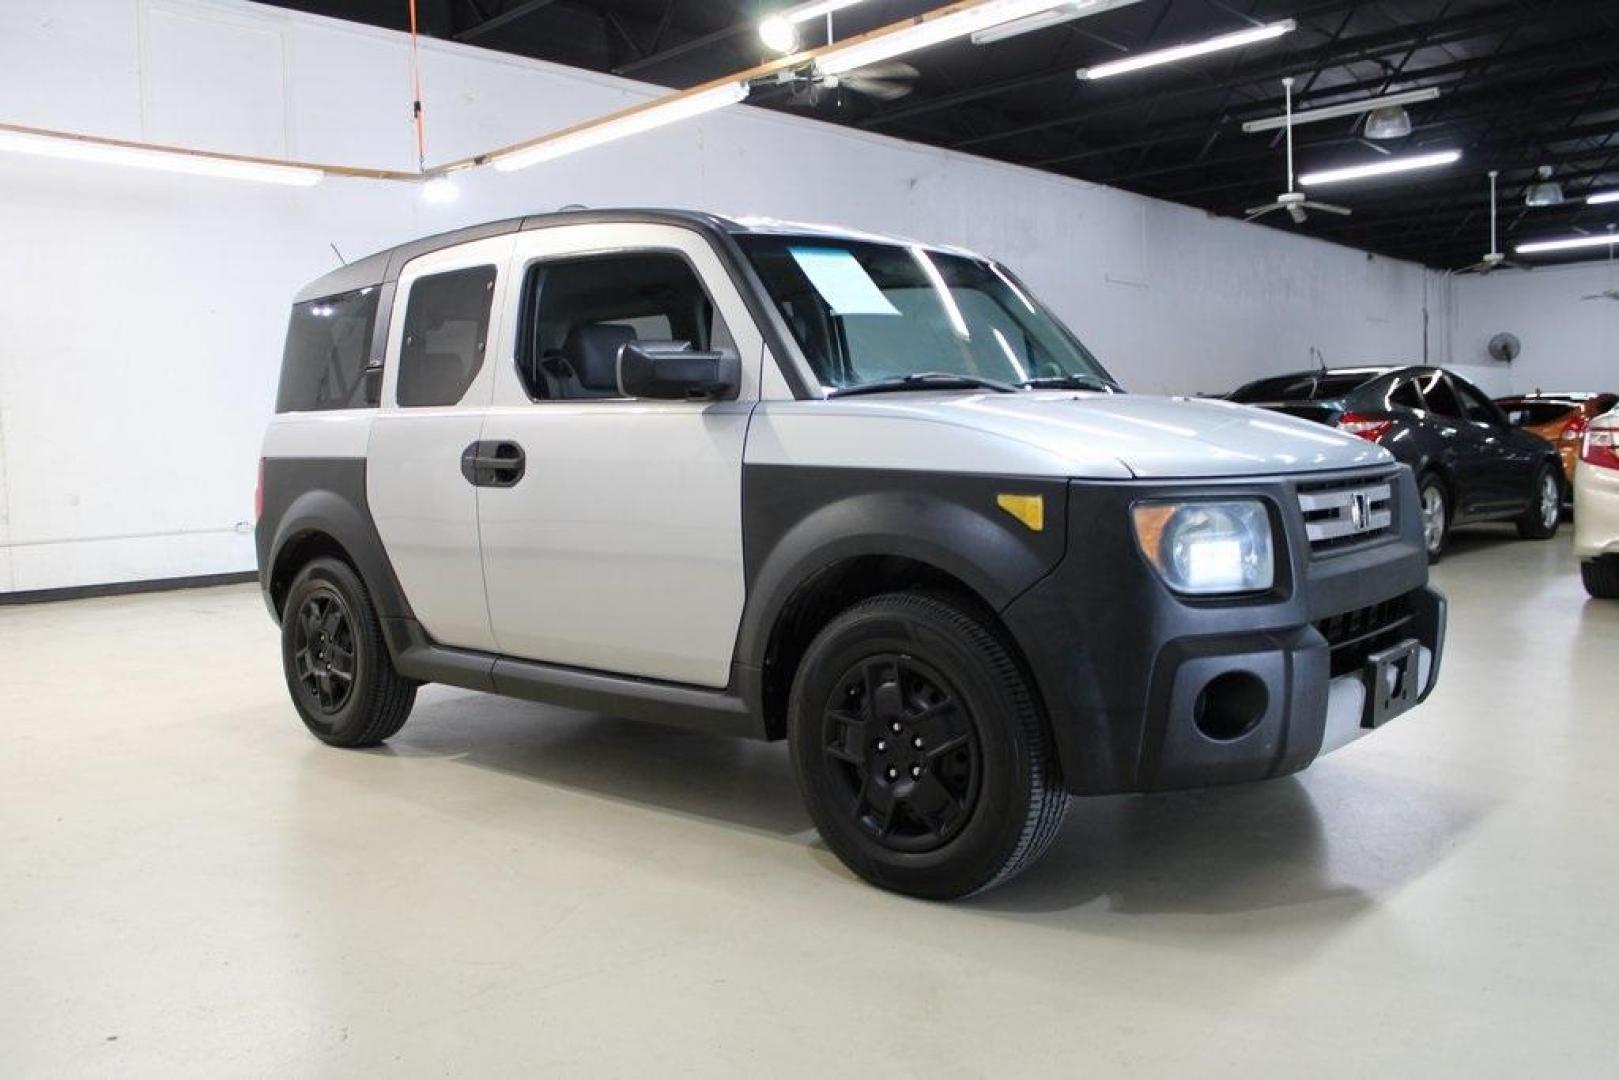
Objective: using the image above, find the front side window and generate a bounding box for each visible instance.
[275,288,379,412]
[516,252,732,401]
[1451,376,1502,425]
[396,266,497,408]
[737,235,1114,393]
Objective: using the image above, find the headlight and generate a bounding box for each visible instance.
[1131,500,1275,595]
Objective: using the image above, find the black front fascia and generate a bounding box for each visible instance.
[1002,466,1443,795]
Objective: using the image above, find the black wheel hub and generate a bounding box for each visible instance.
[292,589,357,715]
[821,654,981,852]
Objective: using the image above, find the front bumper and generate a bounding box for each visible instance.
[1003,467,1446,796]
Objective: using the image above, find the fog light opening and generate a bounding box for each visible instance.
[1194,671,1268,741]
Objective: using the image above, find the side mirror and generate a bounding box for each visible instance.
[617,340,740,401]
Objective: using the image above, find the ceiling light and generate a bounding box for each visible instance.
[1362,105,1412,140]
[759,0,870,53]
[1589,190,1619,206]
[1525,165,1563,207]
[970,0,1142,45]
[1077,19,1295,80]
[817,0,1089,77]
[1298,149,1460,186]
[1515,233,1619,256]
[491,81,750,171]
[421,176,459,204]
[0,127,322,186]
[1241,87,1441,133]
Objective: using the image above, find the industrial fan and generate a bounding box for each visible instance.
[1245,77,1352,224]
[778,60,919,108]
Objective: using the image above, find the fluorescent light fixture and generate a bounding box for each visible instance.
[1298,149,1460,186]
[971,0,1142,45]
[491,81,750,171]
[0,127,322,186]
[1515,233,1619,256]
[817,0,1084,77]
[1589,190,1619,206]
[1241,86,1441,133]
[1078,18,1294,80]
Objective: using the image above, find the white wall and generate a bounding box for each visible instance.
[1451,261,1619,395]
[0,0,1446,593]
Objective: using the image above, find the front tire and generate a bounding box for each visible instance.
[1516,465,1561,540]
[1418,472,1450,562]
[787,593,1067,900]
[1583,556,1619,599]
[281,557,417,747]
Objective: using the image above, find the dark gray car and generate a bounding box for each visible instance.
[1229,366,1562,559]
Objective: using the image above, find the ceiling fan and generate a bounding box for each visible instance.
[777,60,919,108]
[1457,170,1528,274]
[1583,227,1619,301]
[1245,77,1352,224]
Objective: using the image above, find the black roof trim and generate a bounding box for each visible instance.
[293,209,741,303]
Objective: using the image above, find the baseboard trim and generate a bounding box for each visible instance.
[0,571,258,606]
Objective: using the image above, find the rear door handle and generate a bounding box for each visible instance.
[460,440,526,487]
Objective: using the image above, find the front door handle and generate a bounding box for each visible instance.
[460,440,526,487]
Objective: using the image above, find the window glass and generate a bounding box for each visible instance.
[1451,376,1501,424]
[738,235,1113,391]
[275,288,379,412]
[396,266,497,408]
[1499,400,1576,427]
[1417,371,1464,419]
[516,252,732,400]
[1389,380,1425,411]
[1229,373,1375,403]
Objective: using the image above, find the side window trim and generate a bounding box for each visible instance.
[514,246,734,405]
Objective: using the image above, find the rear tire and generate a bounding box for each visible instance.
[1418,472,1450,562]
[281,557,416,748]
[1583,556,1619,599]
[1515,465,1561,540]
[787,592,1068,900]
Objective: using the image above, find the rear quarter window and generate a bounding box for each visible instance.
[275,288,380,413]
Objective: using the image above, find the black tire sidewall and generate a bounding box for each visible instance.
[281,558,385,744]
[788,597,1039,899]
[1518,465,1561,539]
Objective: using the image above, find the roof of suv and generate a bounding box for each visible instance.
[293,208,927,303]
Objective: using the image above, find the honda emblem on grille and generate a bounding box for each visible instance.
[1350,492,1368,531]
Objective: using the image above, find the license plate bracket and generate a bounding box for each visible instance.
[1362,638,1421,729]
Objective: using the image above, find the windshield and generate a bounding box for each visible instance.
[1230,373,1376,403]
[737,234,1116,393]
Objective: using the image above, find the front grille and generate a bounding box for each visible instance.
[1316,593,1416,677]
[1296,474,1397,555]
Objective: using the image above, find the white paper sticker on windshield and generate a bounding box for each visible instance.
[788,246,900,316]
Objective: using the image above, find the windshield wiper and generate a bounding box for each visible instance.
[828,372,1021,398]
[1020,374,1118,392]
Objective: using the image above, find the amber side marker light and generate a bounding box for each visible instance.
[996,493,1045,532]
[1130,503,1178,564]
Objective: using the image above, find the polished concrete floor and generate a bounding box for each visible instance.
[3,527,1616,1077]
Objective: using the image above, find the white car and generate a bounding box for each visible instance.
[255,209,1446,898]
[1574,406,1619,598]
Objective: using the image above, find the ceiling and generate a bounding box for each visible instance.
[261,0,1619,269]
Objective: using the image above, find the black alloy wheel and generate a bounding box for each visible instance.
[291,589,357,715]
[821,653,982,853]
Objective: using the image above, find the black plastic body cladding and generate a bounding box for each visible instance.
[1003,467,1444,795]
[255,457,414,625]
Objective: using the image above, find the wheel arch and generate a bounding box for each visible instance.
[262,483,413,628]
[735,480,1068,740]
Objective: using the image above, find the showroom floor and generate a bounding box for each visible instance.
[2,529,1615,1078]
